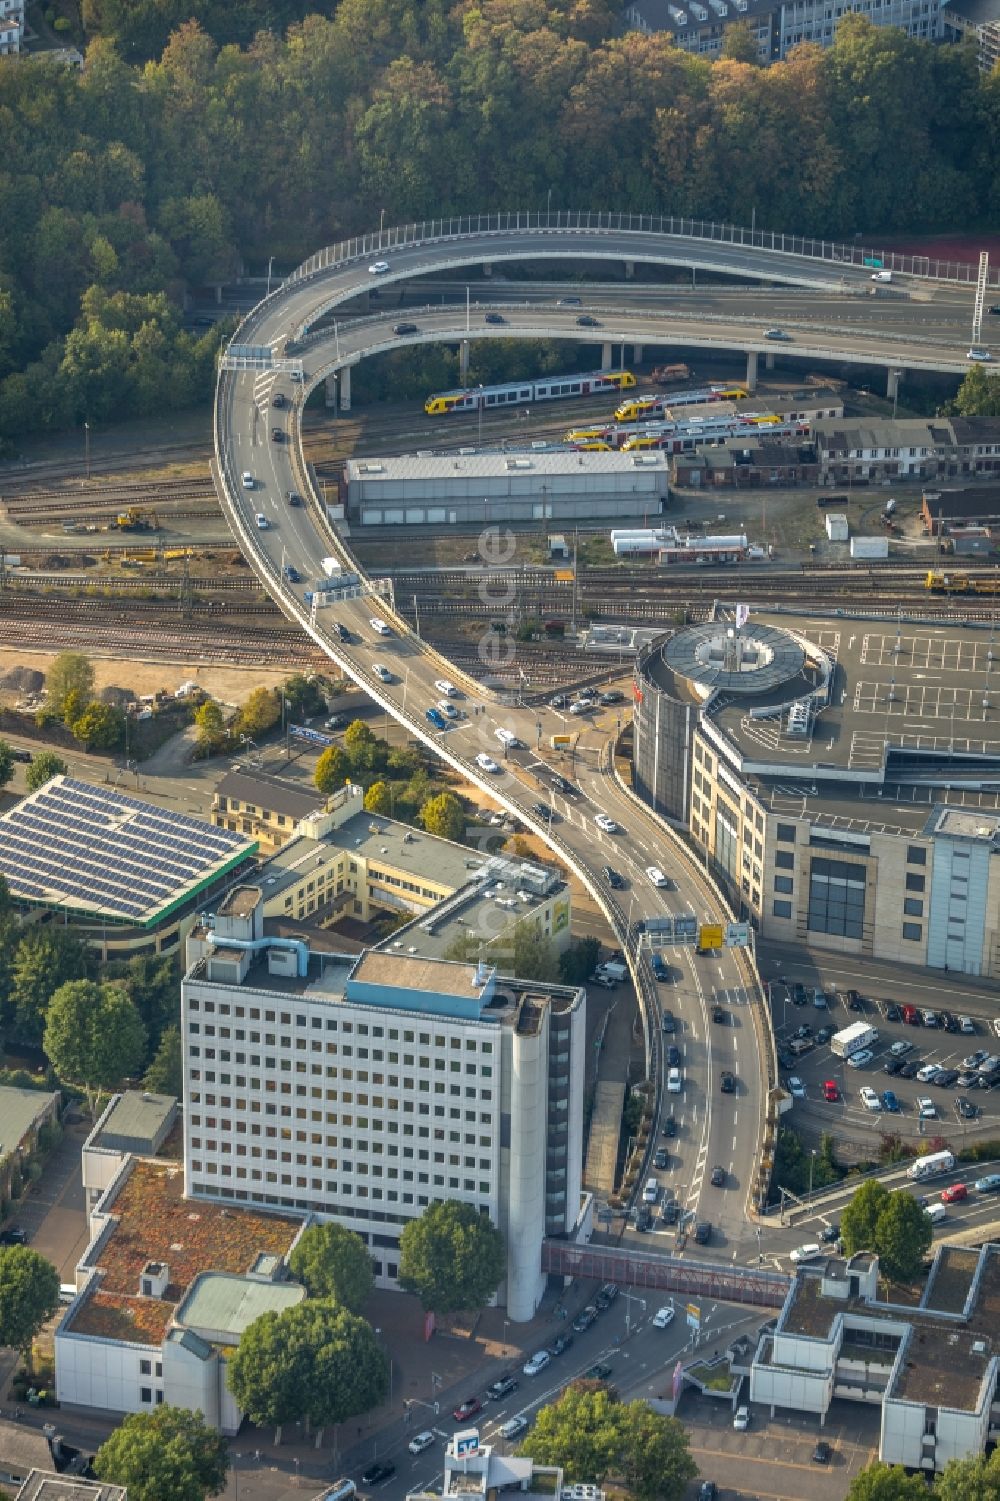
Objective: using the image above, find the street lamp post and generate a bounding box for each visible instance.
[266,254,275,296]
[547,187,553,219]
[808,1148,817,1196]
[84,421,90,480]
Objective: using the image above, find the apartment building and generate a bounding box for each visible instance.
[625,0,942,62]
[814,416,1000,486]
[180,887,588,1321]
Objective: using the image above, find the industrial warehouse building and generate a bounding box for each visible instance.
[180,889,588,1321]
[344,451,669,527]
[632,610,1000,975]
[626,0,946,63]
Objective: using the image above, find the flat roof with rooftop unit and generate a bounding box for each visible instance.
[751,1241,1000,1472]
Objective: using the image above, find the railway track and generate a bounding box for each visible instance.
[0,614,325,667]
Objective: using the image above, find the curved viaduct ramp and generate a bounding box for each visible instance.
[215,212,972,1254]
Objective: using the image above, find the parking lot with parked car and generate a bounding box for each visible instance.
[768,977,998,1145]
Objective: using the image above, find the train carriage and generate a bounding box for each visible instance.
[424,369,636,415]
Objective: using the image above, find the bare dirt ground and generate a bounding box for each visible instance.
[0,648,286,708]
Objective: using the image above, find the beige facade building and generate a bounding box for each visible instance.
[634,612,1000,977]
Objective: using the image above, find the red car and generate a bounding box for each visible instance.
[822,1080,840,1102]
[941,1183,968,1204]
[453,1396,482,1422]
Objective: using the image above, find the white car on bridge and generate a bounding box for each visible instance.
[368,260,390,275]
[475,752,500,773]
[369,617,391,636]
[653,1305,675,1328]
[594,813,619,834]
[435,679,458,697]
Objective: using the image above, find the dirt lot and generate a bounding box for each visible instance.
[0,648,289,709]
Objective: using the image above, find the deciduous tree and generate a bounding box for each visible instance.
[94,1404,229,1501]
[558,936,601,986]
[419,791,465,842]
[0,740,12,789]
[844,1462,934,1501]
[193,699,226,754]
[289,1223,374,1312]
[24,750,68,791]
[45,653,94,718]
[839,1179,891,1256]
[398,1200,505,1314]
[228,1301,387,1445]
[315,744,352,794]
[69,700,125,751]
[43,980,146,1112]
[872,1191,932,1284]
[525,1385,697,1500]
[934,1447,1000,1501]
[0,1246,59,1361]
[9,927,91,1046]
[363,780,392,815]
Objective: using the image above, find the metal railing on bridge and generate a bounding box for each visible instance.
[541,1239,790,1309]
[286,211,998,289]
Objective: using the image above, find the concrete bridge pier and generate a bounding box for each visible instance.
[765,351,775,370]
[602,342,613,370]
[325,374,337,410]
[746,350,759,393]
[887,367,903,400]
[633,345,644,365]
[483,263,493,277]
[460,340,470,383]
[339,364,351,412]
[625,261,635,279]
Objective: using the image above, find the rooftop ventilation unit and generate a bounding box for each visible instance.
[505,458,533,470]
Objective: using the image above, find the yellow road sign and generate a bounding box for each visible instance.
[698,924,724,951]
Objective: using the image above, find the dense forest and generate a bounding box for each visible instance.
[2,0,1000,443]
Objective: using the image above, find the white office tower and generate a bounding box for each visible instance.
[181,888,586,1321]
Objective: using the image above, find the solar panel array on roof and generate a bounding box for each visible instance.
[0,776,250,922]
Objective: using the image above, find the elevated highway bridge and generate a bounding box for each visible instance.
[213,214,991,1295]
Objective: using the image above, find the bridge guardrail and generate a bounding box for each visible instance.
[286,211,997,290]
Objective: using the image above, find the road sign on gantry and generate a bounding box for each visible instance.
[698,924,724,951]
[725,921,751,947]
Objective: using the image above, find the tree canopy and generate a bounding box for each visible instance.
[45,653,94,717]
[524,1385,697,1500]
[0,1246,59,1358]
[845,1463,937,1501]
[43,979,147,1110]
[93,1405,229,1501]
[420,791,465,841]
[227,1300,387,1441]
[840,1178,931,1284]
[398,1200,505,1314]
[8,926,91,1047]
[1,10,997,451]
[289,1222,375,1313]
[24,750,69,792]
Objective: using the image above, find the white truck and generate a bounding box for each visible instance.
[907,1149,956,1181]
[830,1021,879,1059]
